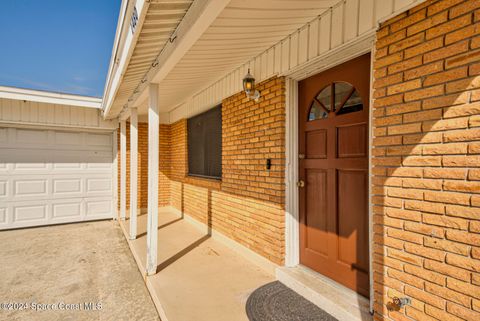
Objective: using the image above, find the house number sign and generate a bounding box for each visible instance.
[130,6,138,34]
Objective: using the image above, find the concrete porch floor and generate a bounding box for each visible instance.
[0,220,160,321]
[120,207,275,321]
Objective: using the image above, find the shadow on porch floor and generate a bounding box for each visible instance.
[119,207,275,321]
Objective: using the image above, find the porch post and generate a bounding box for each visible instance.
[129,107,138,239]
[146,83,159,275]
[120,119,127,220]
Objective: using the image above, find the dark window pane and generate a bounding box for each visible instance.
[308,100,328,121]
[334,82,353,110]
[187,105,222,179]
[337,90,363,115]
[316,85,332,111]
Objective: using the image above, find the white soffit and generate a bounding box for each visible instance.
[136,0,338,113]
[0,86,101,108]
[107,0,194,118]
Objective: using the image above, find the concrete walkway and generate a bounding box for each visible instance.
[0,220,160,321]
[120,207,276,321]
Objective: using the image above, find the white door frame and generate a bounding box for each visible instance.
[283,33,375,311]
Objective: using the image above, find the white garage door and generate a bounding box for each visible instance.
[0,127,115,230]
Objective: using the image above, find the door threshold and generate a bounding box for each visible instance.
[276,265,372,321]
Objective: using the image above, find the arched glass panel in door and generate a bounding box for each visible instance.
[307,82,363,121]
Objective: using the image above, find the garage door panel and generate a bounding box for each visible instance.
[53,162,83,170]
[53,178,83,195]
[86,198,112,218]
[0,208,7,225]
[14,179,49,197]
[0,180,7,197]
[0,127,114,230]
[86,178,112,194]
[52,202,82,219]
[14,204,48,222]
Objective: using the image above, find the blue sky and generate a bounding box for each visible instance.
[0,1,121,97]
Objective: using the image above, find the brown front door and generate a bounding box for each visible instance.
[299,54,370,297]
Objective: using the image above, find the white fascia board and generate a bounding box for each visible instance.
[102,0,150,118]
[0,86,102,108]
[126,0,231,113]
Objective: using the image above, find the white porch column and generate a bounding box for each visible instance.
[129,108,138,239]
[120,119,127,220]
[146,83,159,275]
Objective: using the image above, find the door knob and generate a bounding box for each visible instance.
[297,180,305,188]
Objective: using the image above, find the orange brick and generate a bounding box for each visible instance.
[388,123,422,135]
[390,8,426,33]
[425,259,470,281]
[404,221,444,238]
[443,128,480,142]
[426,14,473,40]
[404,61,444,81]
[422,117,469,132]
[424,40,469,63]
[446,76,480,94]
[388,56,423,75]
[424,190,470,205]
[403,132,442,144]
[443,155,480,167]
[446,229,480,246]
[402,156,441,166]
[385,101,421,115]
[403,109,442,123]
[446,253,480,272]
[409,9,449,34]
[424,67,468,86]
[427,0,464,17]
[405,263,445,285]
[405,285,445,309]
[389,33,425,54]
[446,23,480,45]
[449,0,480,19]
[423,143,467,155]
[426,282,472,307]
[404,85,444,102]
[447,301,480,321]
[405,242,445,261]
[386,208,421,222]
[423,168,467,180]
[422,213,469,230]
[422,92,469,109]
[404,37,444,59]
[425,305,463,321]
[446,204,480,219]
[424,237,470,256]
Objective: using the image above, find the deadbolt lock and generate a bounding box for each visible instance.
[297,180,305,188]
[298,154,305,159]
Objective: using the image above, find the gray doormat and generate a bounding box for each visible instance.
[246,281,338,321]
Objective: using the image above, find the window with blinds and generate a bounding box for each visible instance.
[187,105,222,179]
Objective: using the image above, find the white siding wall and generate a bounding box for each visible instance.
[168,0,425,122]
[0,98,116,130]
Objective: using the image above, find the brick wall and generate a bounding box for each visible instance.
[168,76,286,264]
[117,122,170,210]
[116,77,286,264]
[372,1,480,320]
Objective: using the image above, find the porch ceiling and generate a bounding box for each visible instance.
[109,0,194,118]
[133,0,340,116]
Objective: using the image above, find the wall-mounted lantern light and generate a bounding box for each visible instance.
[243,69,260,102]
